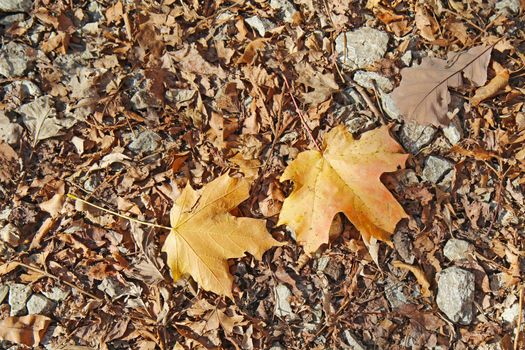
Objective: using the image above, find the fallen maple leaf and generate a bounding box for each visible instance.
[278,125,408,253]
[162,174,281,298]
[390,45,492,126]
[0,315,52,347]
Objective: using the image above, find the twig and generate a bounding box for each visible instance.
[67,193,173,231]
[14,261,102,302]
[281,75,321,151]
[514,286,524,350]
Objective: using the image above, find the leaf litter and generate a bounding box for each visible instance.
[0,0,524,349]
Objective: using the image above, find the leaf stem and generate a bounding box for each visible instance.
[67,193,173,231]
[282,75,322,151]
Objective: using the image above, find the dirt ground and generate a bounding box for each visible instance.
[0,0,525,349]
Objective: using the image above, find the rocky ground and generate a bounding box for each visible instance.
[0,0,525,349]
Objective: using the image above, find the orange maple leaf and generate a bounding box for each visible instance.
[278,125,408,253]
[162,174,281,298]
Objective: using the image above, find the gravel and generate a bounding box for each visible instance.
[0,42,33,78]
[42,286,70,302]
[8,283,32,316]
[353,71,394,92]
[26,294,55,315]
[0,0,32,12]
[274,284,294,318]
[128,130,162,154]
[269,0,297,22]
[436,267,475,324]
[422,156,454,183]
[443,239,473,261]
[398,122,437,154]
[335,27,389,69]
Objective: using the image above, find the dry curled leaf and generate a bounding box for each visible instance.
[392,260,432,297]
[390,45,492,126]
[471,63,509,106]
[0,315,52,347]
[278,125,408,253]
[162,174,281,298]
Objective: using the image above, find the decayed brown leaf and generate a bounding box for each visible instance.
[278,125,408,253]
[390,45,492,126]
[0,315,52,347]
[162,174,281,298]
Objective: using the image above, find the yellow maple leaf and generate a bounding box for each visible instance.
[162,174,281,298]
[278,125,408,253]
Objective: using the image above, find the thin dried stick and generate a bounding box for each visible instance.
[282,75,321,151]
[67,193,173,231]
[14,261,102,302]
[514,286,524,350]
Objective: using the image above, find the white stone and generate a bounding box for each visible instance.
[422,156,454,183]
[27,294,55,315]
[270,0,297,22]
[444,239,473,261]
[42,286,70,302]
[436,267,475,324]
[0,42,32,78]
[274,284,294,318]
[401,50,412,66]
[398,122,436,153]
[501,303,520,324]
[443,118,463,145]
[128,130,162,154]
[245,16,275,37]
[353,71,394,92]
[0,0,32,12]
[495,0,520,14]
[335,27,389,69]
[8,283,32,316]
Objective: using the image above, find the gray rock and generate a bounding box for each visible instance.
[0,42,32,78]
[42,286,70,302]
[335,27,389,69]
[0,13,25,26]
[128,130,162,154]
[444,239,473,261]
[274,284,294,318]
[26,294,55,315]
[0,285,8,303]
[4,79,41,98]
[343,330,367,350]
[0,223,21,246]
[436,267,475,324]
[400,50,413,66]
[245,16,275,36]
[398,122,437,153]
[442,117,463,145]
[495,0,520,14]
[270,0,297,22]
[353,71,394,92]
[381,92,402,120]
[8,283,32,316]
[130,90,161,110]
[422,156,454,183]
[0,0,32,12]
[501,303,519,324]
